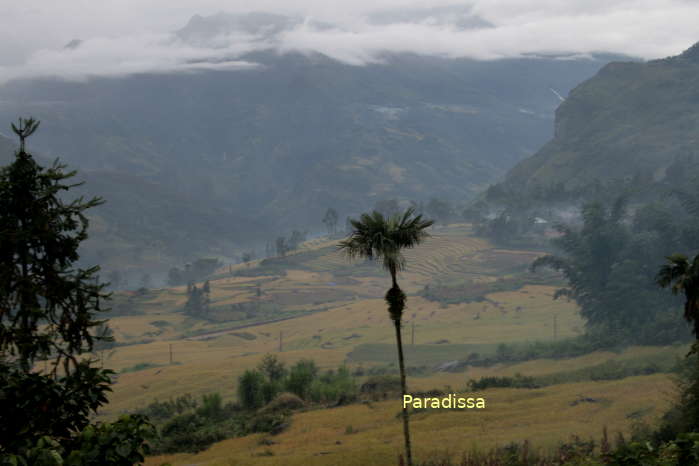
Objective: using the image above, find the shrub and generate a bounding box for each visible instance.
[156,413,226,453]
[360,375,402,400]
[196,393,223,421]
[238,369,266,410]
[285,359,318,399]
[308,366,357,404]
[136,394,198,421]
[238,357,358,410]
[259,392,306,414]
[258,354,287,382]
[65,415,155,465]
[6,415,155,466]
[247,413,289,435]
[467,374,540,391]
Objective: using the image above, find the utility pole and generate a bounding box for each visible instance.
[411,322,415,346]
[553,314,558,341]
[169,344,173,364]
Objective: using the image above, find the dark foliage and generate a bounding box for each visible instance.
[467,374,540,390]
[0,361,112,450]
[0,118,152,464]
[0,119,107,373]
[531,197,689,344]
[183,283,210,316]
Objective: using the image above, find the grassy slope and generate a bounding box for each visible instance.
[96,225,683,464]
[145,375,674,466]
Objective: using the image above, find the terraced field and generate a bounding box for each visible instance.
[94,224,684,465]
[101,226,579,407]
[107,225,546,343]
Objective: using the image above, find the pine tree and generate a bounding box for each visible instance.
[0,117,106,374]
[0,117,153,462]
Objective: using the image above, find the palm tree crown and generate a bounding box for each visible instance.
[657,253,699,338]
[338,207,433,286]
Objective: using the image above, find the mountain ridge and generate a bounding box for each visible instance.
[501,41,699,193]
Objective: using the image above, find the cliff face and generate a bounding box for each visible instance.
[503,43,699,193]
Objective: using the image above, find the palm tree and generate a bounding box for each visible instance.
[657,253,699,341]
[339,207,433,466]
[657,253,699,432]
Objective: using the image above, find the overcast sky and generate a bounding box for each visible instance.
[1,0,698,83]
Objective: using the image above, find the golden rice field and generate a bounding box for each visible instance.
[94,224,685,465]
[102,282,585,415]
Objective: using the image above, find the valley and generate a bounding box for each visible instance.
[94,224,685,464]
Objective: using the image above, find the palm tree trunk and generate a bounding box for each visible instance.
[394,317,413,466]
[386,269,412,464]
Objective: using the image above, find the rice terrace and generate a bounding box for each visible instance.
[84,224,683,465]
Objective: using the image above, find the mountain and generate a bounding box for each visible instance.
[0,133,253,283]
[0,12,624,274]
[502,42,699,194]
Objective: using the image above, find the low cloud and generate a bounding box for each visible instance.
[1,1,698,84]
[0,33,260,84]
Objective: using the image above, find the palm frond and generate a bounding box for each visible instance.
[656,253,689,290]
[338,207,432,275]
